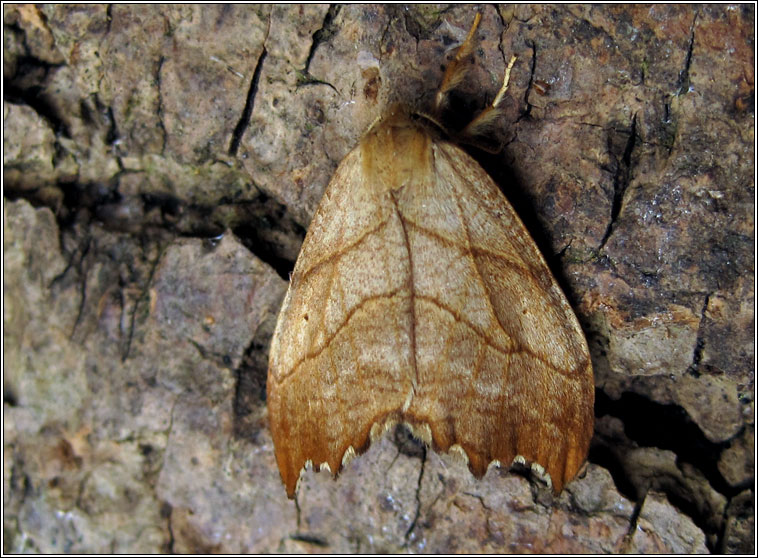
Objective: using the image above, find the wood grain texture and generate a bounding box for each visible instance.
[267,106,594,498]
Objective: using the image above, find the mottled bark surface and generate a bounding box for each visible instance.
[3,4,753,553]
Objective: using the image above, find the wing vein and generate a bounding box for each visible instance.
[391,192,420,390]
[284,288,407,379]
[298,216,391,285]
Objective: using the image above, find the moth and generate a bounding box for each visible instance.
[267,13,594,499]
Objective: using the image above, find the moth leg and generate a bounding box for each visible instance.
[434,12,482,113]
[461,54,517,138]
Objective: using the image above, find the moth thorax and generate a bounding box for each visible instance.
[361,109,434,195]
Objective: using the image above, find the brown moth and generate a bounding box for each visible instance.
[267,13,594,499]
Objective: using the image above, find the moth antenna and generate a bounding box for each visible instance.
[365,112,385,134]
[492,54,518,108]
[462,54,517,138]
[434,12,482,113]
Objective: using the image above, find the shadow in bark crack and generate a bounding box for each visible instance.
[232,311,279,441]
[592,387,741,552]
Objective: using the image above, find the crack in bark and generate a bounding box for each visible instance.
[122,242,165,362]
[686,292,711,376]
[70,254,90,339]
[675,12,698,96]
[460,491,505,545]
[105,4,114,35]
[164,502,176,553]
[158,400,179,551]
[294,492,302,528]
[290,533,329,547]
[598,113,638,252]
[378,17,392,58]
[302,5,341,75]
[294,6,341,93]
[8,177,304,284]
[404,447,427,545]
[661,10,698,160]
[493,6,508,31]
[47,233,92,339]
[186,338,232,368]
[228,45,268,156]
[520,41,538,121]
[620,490,646,552]
[155,55,167,155]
